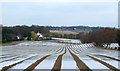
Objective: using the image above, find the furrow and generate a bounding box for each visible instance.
[23,55,51,71]
[1,55,36,71]
[68,48,92,71]
[87,55,119,71]
[51,47,66,71]
[95,55,120,62]
[0,56,23,63]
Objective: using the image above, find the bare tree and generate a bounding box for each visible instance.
[80,28,118,47]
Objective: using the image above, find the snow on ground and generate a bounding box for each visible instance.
[35,47,65,69]
[61,48,79,69]
[35,55,58,69]
[68,47,109,69]
[0,56,18,62]
[1,39,120,70]
[9,56,40,69]
[103,43,119,48]
[0,54,37,69]
[93,55,120,69]
[52,37,81,43]
[77,55,109,69]
[2,41,68,56]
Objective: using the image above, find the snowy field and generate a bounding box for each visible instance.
[0,40,120,71]
[103,43,120,49]
[52,37,81,44]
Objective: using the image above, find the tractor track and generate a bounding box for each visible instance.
[68,48,92,71]
[51,47,66,71]
[94,54,120,62]
[87,55,120,71]
[1,55,36,71]
[0,56,23,63]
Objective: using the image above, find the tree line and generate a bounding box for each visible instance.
[2,25,50,43]
[2,25,120,48]
[46,26,100,31]
[79,28,120,47]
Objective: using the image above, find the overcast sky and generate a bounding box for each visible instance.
[1,1,118,27]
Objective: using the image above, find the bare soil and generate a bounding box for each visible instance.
[51,48,66,71]
[95,55,120,61]
[1,56,35,71]
[68,48,92,71]
[1,41,26,46]
[87,55,119,71]
[24,55,51,71]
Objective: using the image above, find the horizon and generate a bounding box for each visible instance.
[2,24,118,29]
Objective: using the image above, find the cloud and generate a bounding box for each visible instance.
[0,0,119,2]
[2,2,118,27]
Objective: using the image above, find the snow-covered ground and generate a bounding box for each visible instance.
[52,37,81,44]
[1,40,120,70]
[103,43,119,49]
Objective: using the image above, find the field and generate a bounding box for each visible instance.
[0,40,120,71]
[50,30,79,35]
[50,30,90,35]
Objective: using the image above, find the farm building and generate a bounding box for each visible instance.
[36,32,43,40]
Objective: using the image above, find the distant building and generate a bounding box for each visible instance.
[36,32,43,40]
[36,32,43,38]
[17,36,20,40]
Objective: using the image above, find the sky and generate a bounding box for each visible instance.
[0,0,119,28]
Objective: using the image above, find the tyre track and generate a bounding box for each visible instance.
[87,55,120,71]
[2,43,119,70]
[69,46,82,54]
[1,46,64,71]
[56,47,64,54]
[68,48,92,71]
[1,55,36,71]
[0,56,23,63]
[61,47,79,70]
[70,45,120,70]
[94,54,120,61]
[24,55,51,71]
[51,47,66,71]
[69,47,79,54]
[56,48,62,52]
[24,47,65,71]
[72,47,81,53]
[0,55,15,59]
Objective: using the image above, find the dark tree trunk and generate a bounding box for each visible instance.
[118,43,120,46]
[118,43,120,50]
